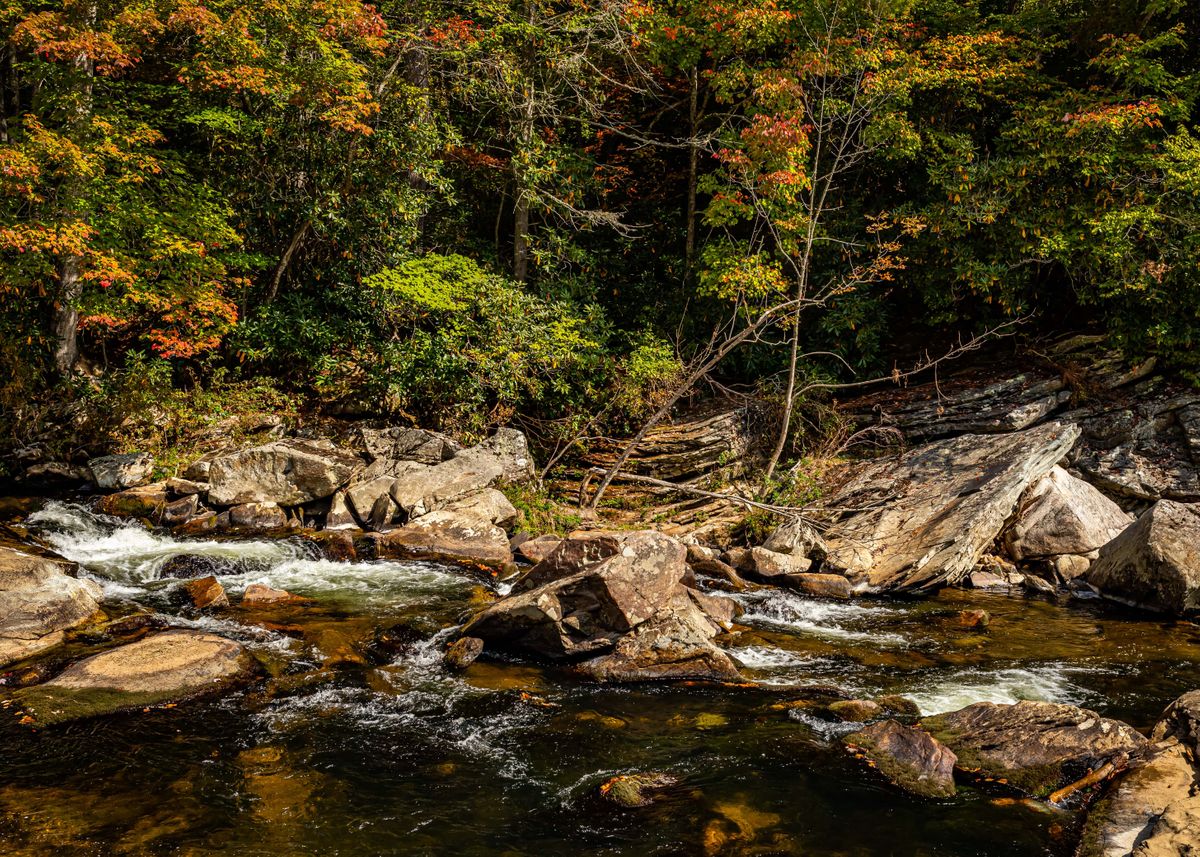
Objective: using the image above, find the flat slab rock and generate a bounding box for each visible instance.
[845,720,958,798]
[10,630,253,725]
[0,547,102,668]
[921,700,1147,797]
[206,439,362,506]
[819,421,1081,590]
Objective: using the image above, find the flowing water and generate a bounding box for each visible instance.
[3,501,1200,856]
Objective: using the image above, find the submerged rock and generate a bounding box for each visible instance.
[1086,500,1200,615]
[921,700,1147,797]
[598,772,679,808]
[0,547,102,668]
[1004,466,1132,562]
[818,422,1081,590]
[461,531,740,682]
[206,439,362,506]
[241,584,304,606]
[158,554,238,579]
[845,720,958,798]
[444,636,483,670]
[10,630,254,725]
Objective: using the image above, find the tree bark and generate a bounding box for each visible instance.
[265,218,312,304]
[512,185,530,283]
[684,65,699,285]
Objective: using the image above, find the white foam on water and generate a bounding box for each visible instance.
[905,664,1103,716]
[735,589,908,646]
[26,501,469,606]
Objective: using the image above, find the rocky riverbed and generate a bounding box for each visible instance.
[3,343,1200,856]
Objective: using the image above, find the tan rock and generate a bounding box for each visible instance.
[0,547,102,668]
[182,576,228,609]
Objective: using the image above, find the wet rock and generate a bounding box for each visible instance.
[462,531,740,682]
[958,609,990,629]
[307,530,357,562]
[174,513,220,535]
[97,482,168,519]
[875,695,922,716]
[241,584,304,606]
[687,557,749,592]
[158,554,237,580]
[1004,466,1132,561]
[829,699,883,722]
[1077,740,1197,857]
[1086,500,1200,615]
[513,533,624,593]
[379,511,513,569]
[88,453,154,490]
[515,534,562,565]
[789,572,853,599]
[0,547,102,668]
[207,439,362,506]
[444,636,484,670]
[818,422,1080,590]
[228,501,288,531]
[921,700,1148,797]
[845,720,958,798]
[160,495,199,527]
[24,461,90,486]
[598,772,679,808]
[10,630,254,725]
[182,576,228,609]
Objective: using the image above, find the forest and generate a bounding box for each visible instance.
[1,0,1198,469]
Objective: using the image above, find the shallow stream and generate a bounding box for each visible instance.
[3,501,1200,856]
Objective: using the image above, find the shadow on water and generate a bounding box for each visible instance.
[0,501,1197,856]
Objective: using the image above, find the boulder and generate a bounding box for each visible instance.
[1079,690,1200,857]
[1004,466,1132,561]
[160,495,199,527]
[390,455,504,519]
[165,477,207,496]
[442,488,519,529]
[762,517,828,561]
[182,576,228,609]
[88,453,154,490]
[444,636,483,670]
[10,630,253,724]
[378,513,513,569]
[23,461,90,486]
[818,422,1081,590]
[789,573,853,599]
[745,547,813,581]
[0,547,102,668]
[688,556,749,592]
[462,531,739,682]
[515,535,562,565]
[97,483,168,520]
[921,700,1147,797]
[207,439,362,506]
[472,428,536,483]
[845,720,958,798]
[1086,500,1200,615]
[158,554,238,579]
[512,533,624,593]
[324,491,357,530]
[355,426,461,467]
[228,502,288,531]
[345,476,402,530]
[829,699,882,722]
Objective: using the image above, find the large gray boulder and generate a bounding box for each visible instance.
[88,452,154,490]
[377,491,517,569]
[818,422,1081,590]
[9,630,253,724]
[389,452,504,519]
[0,547,102,668]
[472,428,536,483]
[355,426,461,468]
[1086,500,1200,615]
[1004,466,1132,562]
[921,700,1147,797]
[461,531,739,682]
[206,439,362,506]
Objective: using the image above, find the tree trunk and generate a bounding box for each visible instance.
[684,65,699,285]
[512,185,530,283]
